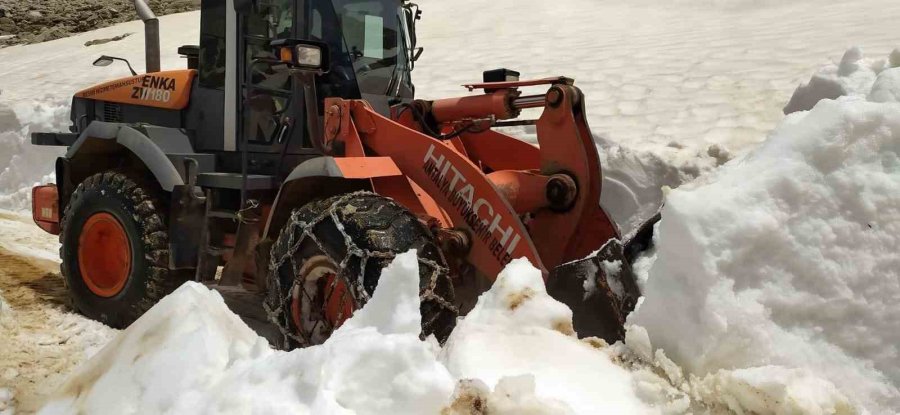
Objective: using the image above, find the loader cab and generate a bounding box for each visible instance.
[189,0,417,165]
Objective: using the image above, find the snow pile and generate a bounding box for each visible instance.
[441,259,666,414]
[595,135,689,235]
[868,61,900,103]
[783,47,900,114]
[39,253,683,415]
[631,97,900,413]
[0,101,67,212]
[38,252,454,414]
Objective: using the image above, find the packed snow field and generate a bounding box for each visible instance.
[1,0,900,414]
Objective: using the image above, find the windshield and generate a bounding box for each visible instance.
[326,0,412,98]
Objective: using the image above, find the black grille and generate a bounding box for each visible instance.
[103,102,122,122]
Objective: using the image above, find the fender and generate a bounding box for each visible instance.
[262,156,405,241]
[65,121,190,192]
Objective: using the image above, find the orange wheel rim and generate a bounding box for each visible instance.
[291,272,355,329]
[291,256,356,344]
[322,274,353,328]
[78,212,132,297]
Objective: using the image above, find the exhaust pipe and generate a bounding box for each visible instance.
[133,0,160,73]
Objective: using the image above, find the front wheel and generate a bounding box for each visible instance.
[264,192,458,350]
[60,172,187,328]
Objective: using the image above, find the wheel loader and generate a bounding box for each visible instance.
[30,0,657,348]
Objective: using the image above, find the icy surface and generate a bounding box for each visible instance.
[415,0,900,175]
[630,97,900,413]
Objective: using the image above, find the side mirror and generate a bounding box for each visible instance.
[92,56,114,67]
[270,39,330,74]
[93,55,137,76]
[233,0,257,14]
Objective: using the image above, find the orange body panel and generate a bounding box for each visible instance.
[333,157,402,178]
[459,129,540,172]
[74,70,197,110]
[32,184,59,235]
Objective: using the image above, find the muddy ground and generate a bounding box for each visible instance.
[0,0,199,46]
[0,244,116,413]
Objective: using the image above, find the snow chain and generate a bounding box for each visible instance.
[263,192,458,348]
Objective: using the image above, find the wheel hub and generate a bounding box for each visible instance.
[78,212,132,297]
[290,256,355,344]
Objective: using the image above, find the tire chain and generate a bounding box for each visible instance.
[263,192,459,348]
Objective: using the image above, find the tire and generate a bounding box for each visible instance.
[265,191,458,349]
[59,172,188,328]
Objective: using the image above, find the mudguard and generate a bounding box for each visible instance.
[262,156,404,240]
[65,121,190,191]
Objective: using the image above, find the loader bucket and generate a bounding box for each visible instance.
[547,239,642,343]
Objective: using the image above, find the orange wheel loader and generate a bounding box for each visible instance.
[30,0,658,348]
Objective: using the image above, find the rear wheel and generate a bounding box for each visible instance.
[264,191,458,350]
[60,172,187,328]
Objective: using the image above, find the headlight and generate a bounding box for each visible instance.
[272,39,331,73]
[294,45,323,68]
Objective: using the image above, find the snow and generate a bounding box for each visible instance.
[0,210,63,263]
[415,0,900,180]
[782,47,895,114]
[441,259,656,414]
[868,67,900,103]
[38,253,681,415]
[630,95,900,413]
[1,0,900,413]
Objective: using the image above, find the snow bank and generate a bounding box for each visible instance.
[39,252,681,414]
[441,259,655,414]
[38,252,454,415]
[868,67,900,103]
[0,102,66,212]
[783,47,900,114]
[630,97,900,413]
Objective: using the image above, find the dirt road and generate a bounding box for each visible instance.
[0,220,115,414]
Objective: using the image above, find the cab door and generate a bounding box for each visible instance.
[237,0,305,154]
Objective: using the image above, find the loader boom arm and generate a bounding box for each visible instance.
[322,79,622,280]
